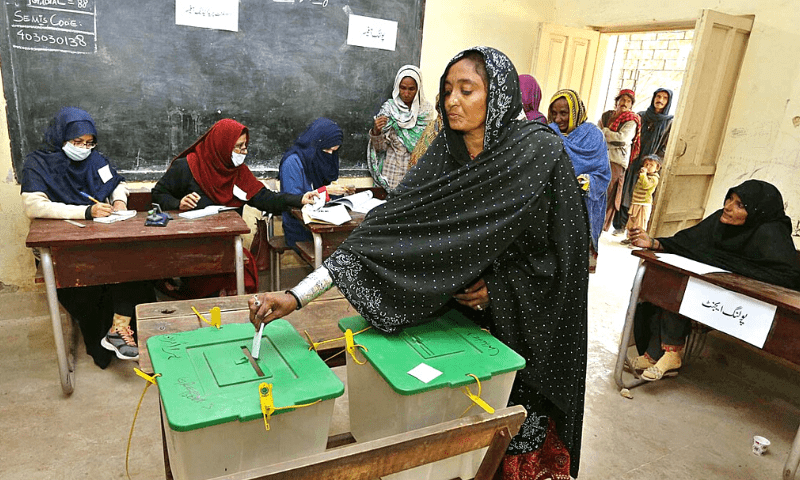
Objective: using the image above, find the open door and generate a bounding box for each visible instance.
[531,24,601,111]
[649,10,754,237]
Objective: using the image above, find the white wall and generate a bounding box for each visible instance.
[555,0,800,238]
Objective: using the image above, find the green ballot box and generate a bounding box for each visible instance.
[339,309,525,480]
[148,320,344,480]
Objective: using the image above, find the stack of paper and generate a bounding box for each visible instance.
[328,190,386,214]
[93,210,137,224]
[302,204,351,226]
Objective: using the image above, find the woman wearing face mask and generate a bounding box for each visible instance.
[20,107,156,368]
[152,118,319,297]
[279,117,349,248]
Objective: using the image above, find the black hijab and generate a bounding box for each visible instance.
[659,180,800,289]
[324,47,589,474]
[20,107,124,204]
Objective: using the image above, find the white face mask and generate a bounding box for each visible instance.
[62,142,92,161]
[231,151,246,167]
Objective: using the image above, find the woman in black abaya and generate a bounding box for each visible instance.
[628,180,800,380]
[250,47,590,479]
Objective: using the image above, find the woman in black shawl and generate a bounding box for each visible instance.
[616,88,673,232]
[251,47,590,479]
[628,180,800,380]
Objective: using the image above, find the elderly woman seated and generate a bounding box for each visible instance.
[628,180,800,381]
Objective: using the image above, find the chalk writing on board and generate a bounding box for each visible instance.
[5,0,96,54]
[701,300,748,325]
[175,0,238,32]
[272,0,329,5]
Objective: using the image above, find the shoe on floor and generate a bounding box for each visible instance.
[612,228,625,236]
[642,351,681,381]
[101,326,139,361]
[620,238,631,245]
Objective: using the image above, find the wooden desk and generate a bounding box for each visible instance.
[135,292,522,480]
[291,210,365,268]
[26,211,250,395]
[613,249,800,479]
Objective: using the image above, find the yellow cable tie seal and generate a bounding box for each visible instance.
[259,383,275,431]
[307,326,372,354]
[192,306,221,329]
[259,382,322,432]
[210,307,221,328]
[344,328,368,365]
[134,368,160,385]
[461,374,495,416]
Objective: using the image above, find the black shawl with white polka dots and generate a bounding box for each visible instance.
[324,47,589,474]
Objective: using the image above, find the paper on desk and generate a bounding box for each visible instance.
[301,204,351,225]
[178,205,236,219]
[654,253,729,275]
[93,210,136,223]
[408,363,442,384]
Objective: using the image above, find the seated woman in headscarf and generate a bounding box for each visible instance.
[628,180,800,381]
[152,118,318,297]
[599,89,641,234]
[251,47,590,480]
[279,117,351,248]
[367,65,433,191]
[20,107,155,367]
[547,89,610,273]
[519,74,547,123]
[618,88,673,236]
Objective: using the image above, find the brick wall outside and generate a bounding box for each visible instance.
[602,29,693,115]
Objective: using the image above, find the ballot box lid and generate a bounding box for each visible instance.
[148,320,344,432]
[338,309,525,395]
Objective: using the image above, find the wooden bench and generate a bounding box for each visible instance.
[205,405,526,480]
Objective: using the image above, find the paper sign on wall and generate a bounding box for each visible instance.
[679,277,777,348]
[176,0,239,32]
[347,14,397,51]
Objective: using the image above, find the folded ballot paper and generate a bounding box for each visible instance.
[93,210,137,224]
[178,205,237,219]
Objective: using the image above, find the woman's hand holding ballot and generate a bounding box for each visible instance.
[248,292,299,328]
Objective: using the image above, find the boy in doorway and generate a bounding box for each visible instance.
[621,154,661,245]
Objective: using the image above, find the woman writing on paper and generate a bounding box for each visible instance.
[367,65,433,191]
[279,117,352,248]
[628,180,800,381]
[152,118,319,297]
[250,48,590,479]
[20,107,155,366]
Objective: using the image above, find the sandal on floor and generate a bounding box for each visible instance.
[625,354,655,374]
[641,364,680,381]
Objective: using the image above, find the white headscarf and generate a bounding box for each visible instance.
[388,65,431,129]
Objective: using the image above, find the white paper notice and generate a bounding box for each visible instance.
[347,14,398,51]
[408,363,442,384]
[97,165,113,183]
[176,0,239,32]
[654,253,729,276]
[679,277,777,348]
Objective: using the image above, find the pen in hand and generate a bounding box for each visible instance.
[80,191,101,204]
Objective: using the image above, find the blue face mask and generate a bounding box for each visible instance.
[231,151,246,167]
[62,142,92,161]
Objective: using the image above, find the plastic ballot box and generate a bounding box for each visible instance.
[148,320,344,480]
[338,309,525,480]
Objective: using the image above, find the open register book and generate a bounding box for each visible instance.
[302,190,387,225]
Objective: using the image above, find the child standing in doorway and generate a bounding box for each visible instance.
[622,154,661,245]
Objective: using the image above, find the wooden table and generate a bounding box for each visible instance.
[26,211,250,395]
[290,187,386,269]
[291,210,365,268]
[613,249,800,479]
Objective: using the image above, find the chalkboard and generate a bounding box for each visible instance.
[1,0,425,181]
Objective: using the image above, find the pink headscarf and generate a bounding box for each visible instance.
[519,74,547,123]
